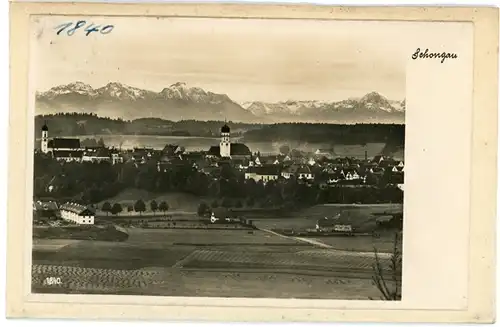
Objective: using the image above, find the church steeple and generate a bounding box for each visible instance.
[220,121,231,157]
[221,123,230,134]
[41,121,49,154]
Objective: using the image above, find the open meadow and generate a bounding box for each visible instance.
[32,224,396,299]
[251,203,402,252]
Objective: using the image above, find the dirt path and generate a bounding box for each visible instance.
[259,228,392,259]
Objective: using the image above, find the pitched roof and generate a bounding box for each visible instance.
[162,144,180,155]
[60,202,95,215]
[207,143,251,157]
[230,143,252,156]
[48,138,81,149]
[53,150,84,158]
[247,165,281,176]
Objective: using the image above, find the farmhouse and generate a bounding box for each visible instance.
[82,147,112,163]
[59,202,95,225]
[245,165,281,183]
[315,217,353,233]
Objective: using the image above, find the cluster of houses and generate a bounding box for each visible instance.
[38,122,404,187]
[33,200,96,225]
[242,155,403,186]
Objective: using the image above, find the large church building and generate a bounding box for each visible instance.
[40,122,84,162]
[207,123,251,159]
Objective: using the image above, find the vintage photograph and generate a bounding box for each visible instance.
[30,16,405,300]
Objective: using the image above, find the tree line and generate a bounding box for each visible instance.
[35,113,404,147]
[100,199,170,216]
[34,113,260,139]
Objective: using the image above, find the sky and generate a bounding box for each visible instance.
[31,16,416,103]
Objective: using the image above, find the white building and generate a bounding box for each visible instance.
[244,166,281,183]
[59,202,95,225]
[220,123,231,157]
[111,153,124,165]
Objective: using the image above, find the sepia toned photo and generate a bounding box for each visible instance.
[30,16,406,301]
[6,3,497,323]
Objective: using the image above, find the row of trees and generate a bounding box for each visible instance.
[100,199,170,216]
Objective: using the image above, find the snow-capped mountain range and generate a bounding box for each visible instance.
[36,82,405,123]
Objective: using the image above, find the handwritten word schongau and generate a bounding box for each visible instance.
[55,21,114,36]
[411,48,458,63]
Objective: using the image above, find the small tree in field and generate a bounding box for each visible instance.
[127,205,133,213]
[111,203,123,216]
[371,232,402,301]
[150,200,158,216]
[159,201,169,216]
[197,202,209,217]
[102,202,112,216]
[134,199,146,216]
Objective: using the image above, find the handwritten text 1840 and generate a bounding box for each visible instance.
[55,20,114,36]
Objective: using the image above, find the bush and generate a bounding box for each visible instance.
[371,233,402,301]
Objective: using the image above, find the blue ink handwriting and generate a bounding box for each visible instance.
[55,21,114,36]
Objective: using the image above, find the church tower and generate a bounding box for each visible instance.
[41,121,49,154]
[220,123,231,157]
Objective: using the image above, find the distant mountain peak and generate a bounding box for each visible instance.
[170,82,187,88]
[38,81,97,99]
[360,91,386,102]
[36,82,404,123]
[36,81,255,122]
